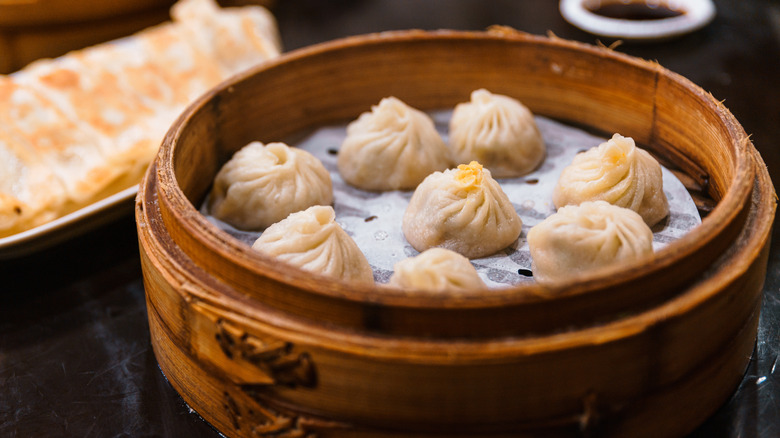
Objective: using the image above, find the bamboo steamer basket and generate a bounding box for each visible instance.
[136,29,776,437]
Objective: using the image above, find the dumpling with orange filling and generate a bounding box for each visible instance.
[553,133,669,227]
[402,161,522,259]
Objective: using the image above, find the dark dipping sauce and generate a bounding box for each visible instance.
[588,3,684,20]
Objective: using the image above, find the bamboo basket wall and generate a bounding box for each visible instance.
[136,29,776,437]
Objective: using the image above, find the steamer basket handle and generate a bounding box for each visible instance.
[215,318,317,389]
[190,301,317,390]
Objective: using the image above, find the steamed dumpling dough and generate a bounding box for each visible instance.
[388,248,486,292]
[553,133,669,227]
[527,201,653,283]
[337,96,452,191]
[252,205,374,283]
[209,141,333,230]
[449,89,545,178]
[403,161,522,259]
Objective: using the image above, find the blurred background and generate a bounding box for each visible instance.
[0,0,778,437]
[0,0,275,73]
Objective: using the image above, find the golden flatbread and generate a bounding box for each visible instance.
[0,0,280,238]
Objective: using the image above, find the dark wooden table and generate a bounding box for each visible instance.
[2,1,778,436]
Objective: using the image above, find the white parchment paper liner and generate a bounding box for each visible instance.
[204,110,701,289]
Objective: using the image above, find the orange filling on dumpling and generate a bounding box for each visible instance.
[601,134,633,165]
[455,161,484,189]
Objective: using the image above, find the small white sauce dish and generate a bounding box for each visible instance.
[559,0,716,41]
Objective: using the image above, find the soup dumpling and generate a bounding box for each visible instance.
[553,133,669,227]
[337,96,452,191]
[388,248,487,292]
[209,141,333,230]
[252,205,374,283]
[403,161,522,259]
[449,89,545,178]
[527,201,654,283]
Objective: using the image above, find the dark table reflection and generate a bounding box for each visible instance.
[1,0,778,436]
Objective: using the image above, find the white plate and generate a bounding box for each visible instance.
[559,0,716,41]
[0,185,138,259]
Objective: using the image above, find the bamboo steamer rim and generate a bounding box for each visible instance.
[155,28,756,311]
